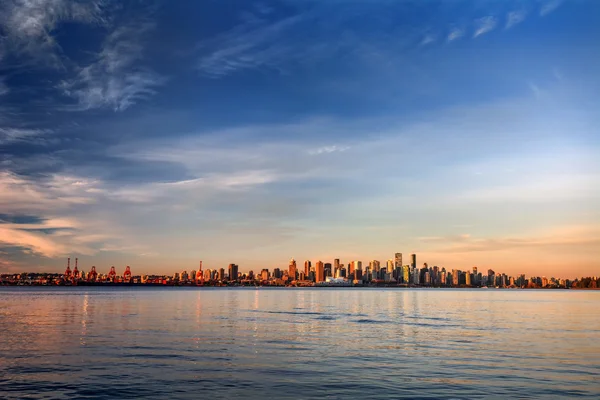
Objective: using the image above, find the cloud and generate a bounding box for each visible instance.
[447,27,464,42]
[0,0,106,64]
[60,20,164,111]
[197,13,307,77]
[540,0,562,16]
[0,79,8,95]
[308,145,350,155]
[420,34,436,46]
[0,218,88,258]
[473,16,497,38]
[0,172,99,213]
[0,127,51,144]
[506,11,527,29]
[428,226,600,254]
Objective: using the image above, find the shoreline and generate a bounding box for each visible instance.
[0,284,584,290]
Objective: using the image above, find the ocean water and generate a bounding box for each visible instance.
[0,288,599,399]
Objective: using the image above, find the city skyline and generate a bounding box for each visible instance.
[4,252,595,282]
[1,0,599,277]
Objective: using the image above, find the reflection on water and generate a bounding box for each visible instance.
[0,288,599,399]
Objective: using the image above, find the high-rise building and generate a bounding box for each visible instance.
[204,269,212,281]
[403,265,410,283]
[394,253,402,279]
[218,268,225,280]
[334,259,340,274]
[261,269,269,281]
[324,263,332,277]
[304,260,311,276]
[411,254,417,269]
[369,260,380,272]
[419,264,428,284]
[289,259,297,280]
[228,264,238,281]
[316,261,325,282]
[452,269,459,286]
[386,259,394,274]
[412,267,420,284]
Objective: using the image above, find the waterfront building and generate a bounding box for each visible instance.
[304,260,311,276]
[386,259,394,275]
[403,265,410,283]
[411,254,417,269]
[316,261,325,282]
[261,269,269,281]
[394,253,402,269]
[452,269,459,286]
[412,268,419,285]
[228,264,239,281]
[289,259,297,280]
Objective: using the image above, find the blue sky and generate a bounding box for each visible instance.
[1,0,599,277]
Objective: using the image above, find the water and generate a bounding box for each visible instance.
[1,288,599,399]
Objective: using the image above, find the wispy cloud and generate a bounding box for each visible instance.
[473,16,497,38]
[0,0,106,65]
[428,226,600,254]
[506,11,527,29]
[0,127,51,144]
[308,145,350,155]
[60,20,164,111]
[540,0,563,16]
[447,27,464,42]
[197,13,307,77]
[420,34,436,46]
[0,78,8,95]
[0,216,93,258]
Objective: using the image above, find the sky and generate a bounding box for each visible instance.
[0,0,599,278]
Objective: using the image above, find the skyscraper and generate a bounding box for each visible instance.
[411,254,416,269]
[304,260,312,276]
[316,261,325,282]
[289,259,297,280]
[452,269,459,286]
[228,264,238,281]
[324,263,332,277]
[386,259,394,273]
[394,252,402,281]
